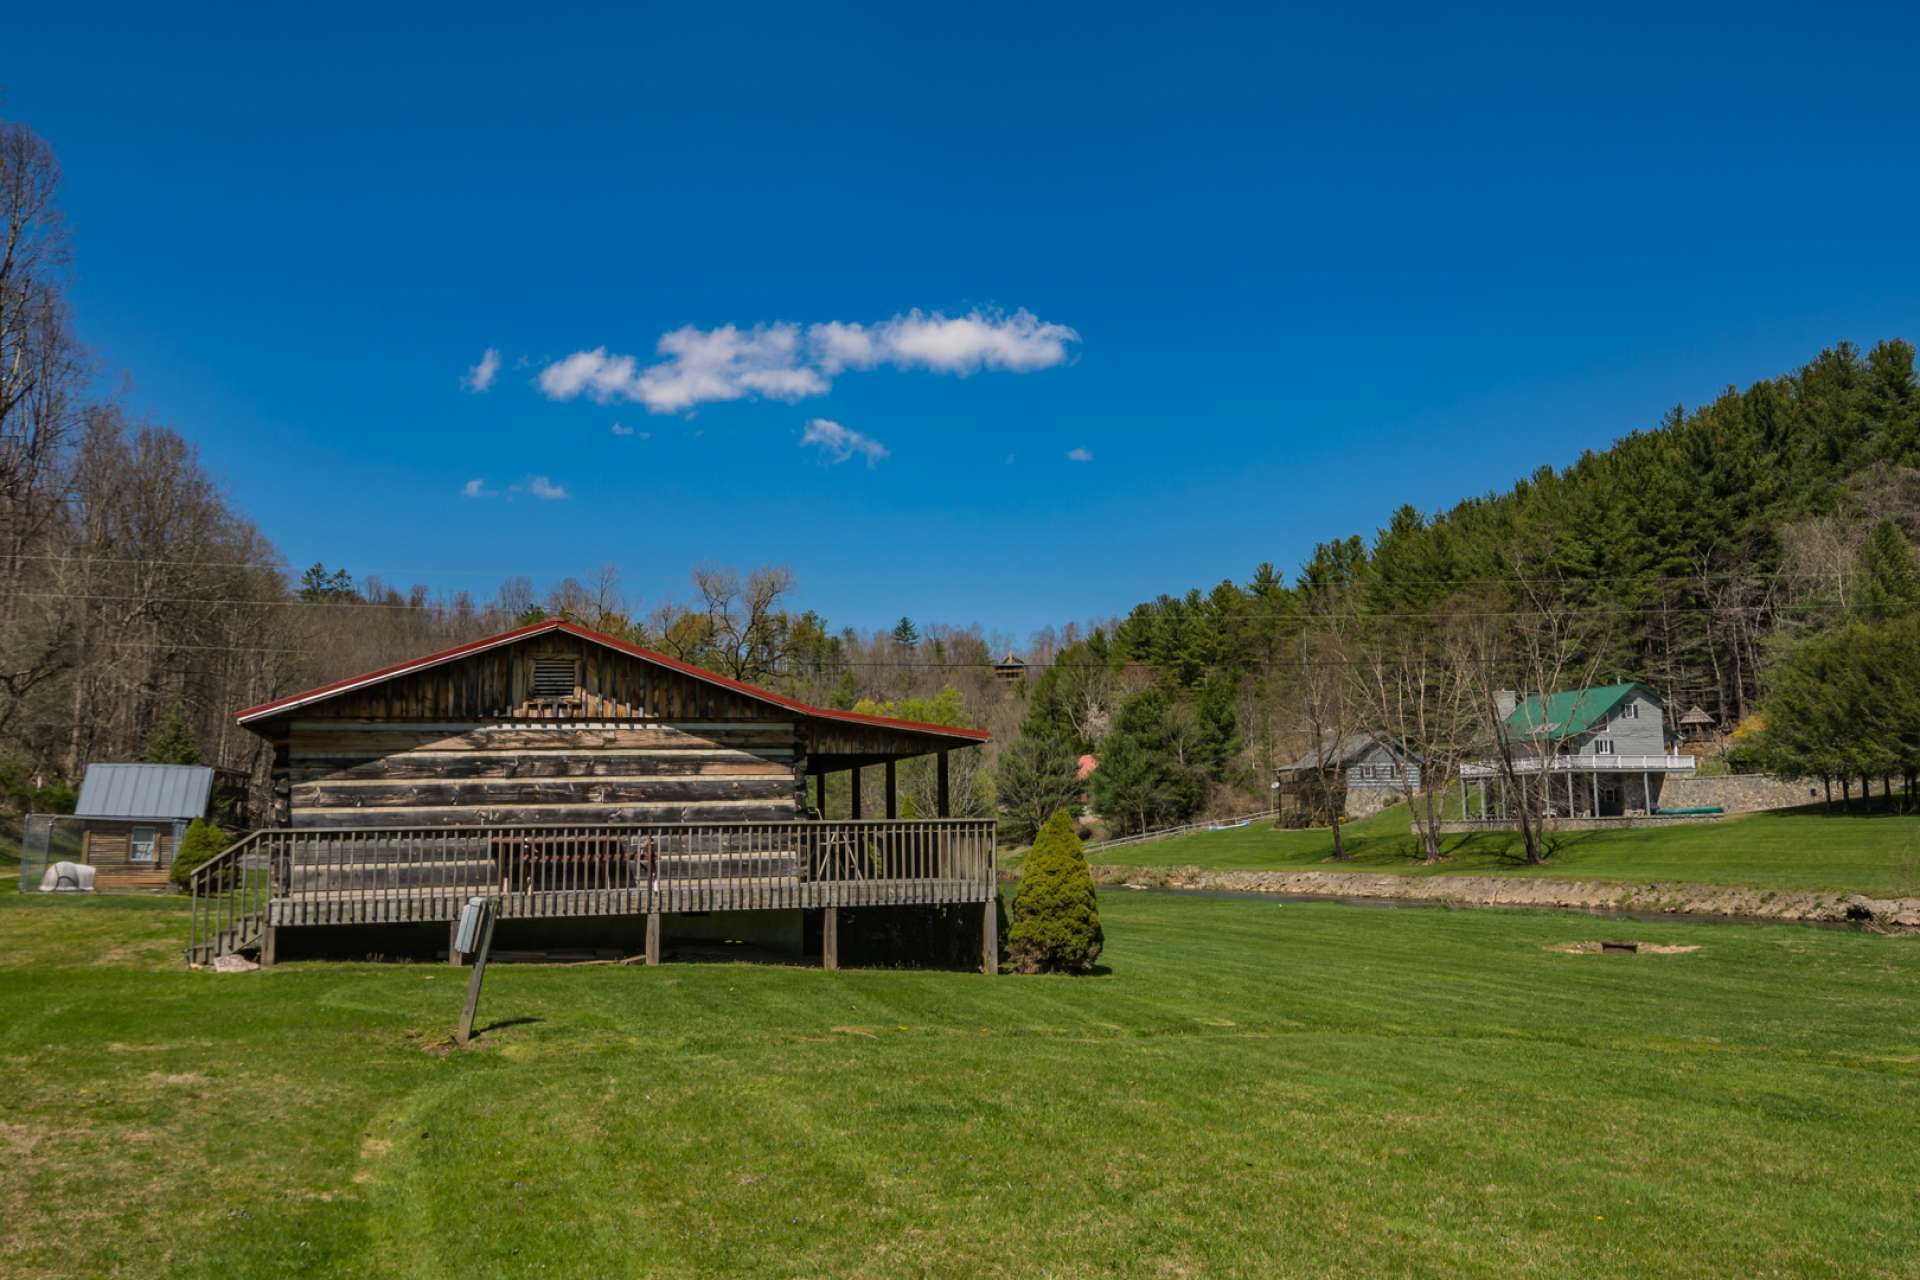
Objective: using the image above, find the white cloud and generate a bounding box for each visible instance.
[462,347,501,393]
[1066,446,1093,462]
[845,309,1080,375]
[536,308,1077,415]
[536,347,639,401]
[461,478,497,498]
[610,423,634,436]
[801,418,889,467]
[523,475,569,500]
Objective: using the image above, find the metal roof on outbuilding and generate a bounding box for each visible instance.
[75,763,215,821]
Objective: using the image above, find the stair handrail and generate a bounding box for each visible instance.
[187,830,272,965]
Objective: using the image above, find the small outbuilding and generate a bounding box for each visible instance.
[71,763,226,887]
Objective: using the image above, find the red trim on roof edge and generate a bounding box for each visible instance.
[233,618,990,742]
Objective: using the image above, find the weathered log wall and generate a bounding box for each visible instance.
[286,721,804,828]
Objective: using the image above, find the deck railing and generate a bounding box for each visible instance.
[191,819,996,940]
[1459,754,1696,778]
[187,831,274,964]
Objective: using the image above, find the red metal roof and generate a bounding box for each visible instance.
[233,617,990,742]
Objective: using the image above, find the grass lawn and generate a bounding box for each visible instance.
[3,892,1918,1278]
[1091,800,1920,897]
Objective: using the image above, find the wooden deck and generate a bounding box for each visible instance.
[190,819,998,965]
[267,878,991,926]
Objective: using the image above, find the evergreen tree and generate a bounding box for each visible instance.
[1857,520,1920,619]
[1090,686,1207,834]
[997,730,1082,844]
[891,616,920,649]
[1007,808,1103,973]
[143,704,203,765]
[168,817,232,888]
[297,563,355,602]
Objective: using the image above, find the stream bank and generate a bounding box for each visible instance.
[1086,863,1920,931]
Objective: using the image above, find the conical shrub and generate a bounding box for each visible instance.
[1008,808,1103,973]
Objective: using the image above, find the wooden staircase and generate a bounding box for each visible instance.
[186,832,272,966]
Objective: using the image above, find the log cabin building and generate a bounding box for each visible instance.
[191,619,996,969]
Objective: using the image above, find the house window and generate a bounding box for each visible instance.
[1621,703,1640,720]
[129,826,157,864]
[1593,738,1616,755]
[529,658,579,702]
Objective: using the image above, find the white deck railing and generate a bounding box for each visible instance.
[1459,754,1695,779]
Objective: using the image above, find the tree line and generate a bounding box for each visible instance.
[5,105,1915,846]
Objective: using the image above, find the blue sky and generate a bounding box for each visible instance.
[10,3,1920,640]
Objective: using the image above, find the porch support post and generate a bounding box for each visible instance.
[449,919,462,966]
[981,894,998,976]
[822,907,839,971]
[1567,770,1574,817]
[260,924,277,968]
[937,751,951,817]
[884,760,898,819]
[1644,770,1652,815]
[849,766,863,821]
[1591,772,1599,817]
[814,768,825,817]
[645,909,661,965]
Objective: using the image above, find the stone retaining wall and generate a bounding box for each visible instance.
[1658,773,1826,812]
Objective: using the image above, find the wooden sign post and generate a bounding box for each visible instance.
[454,897,499,1046]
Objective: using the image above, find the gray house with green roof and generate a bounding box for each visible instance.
[1461,682,1696,819]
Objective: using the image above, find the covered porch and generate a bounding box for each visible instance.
[1450,754,1704,823]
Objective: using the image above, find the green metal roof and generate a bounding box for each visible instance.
[1505,682,1641,740]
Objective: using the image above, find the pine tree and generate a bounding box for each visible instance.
[1007,808,1103,973]
[891,616,920,649]
[143,704,203,765]
[1857,521,1920,619]
[997,730,1082,844]
[1090,686,1207,834]
[297,563,355,602]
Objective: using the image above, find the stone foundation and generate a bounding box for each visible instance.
[1342,786,1398,820]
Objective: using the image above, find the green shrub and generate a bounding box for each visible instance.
[169,818,232,888]
[1008,808,1103,974]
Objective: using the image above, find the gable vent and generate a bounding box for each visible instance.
[530,658,579,701]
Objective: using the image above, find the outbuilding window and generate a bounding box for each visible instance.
[529,658,580,702]
[130,826,157,864]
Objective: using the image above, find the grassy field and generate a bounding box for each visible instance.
[1090,800,1920,896]
[3,891,1918,1278]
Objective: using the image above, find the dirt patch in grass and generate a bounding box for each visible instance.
[1547,942,1702,956]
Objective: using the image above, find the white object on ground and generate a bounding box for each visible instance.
[211,954,259,973]
[39,861,95,892]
